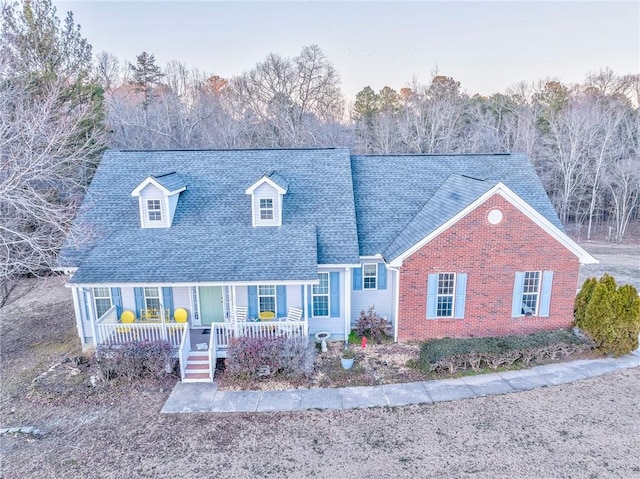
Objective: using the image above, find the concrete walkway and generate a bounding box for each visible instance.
[161,350,640,414]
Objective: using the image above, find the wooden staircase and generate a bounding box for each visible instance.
[182,350,213,383]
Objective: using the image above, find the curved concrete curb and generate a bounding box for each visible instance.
[161,351,640,414]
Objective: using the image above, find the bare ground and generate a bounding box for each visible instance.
[1,243,640,478]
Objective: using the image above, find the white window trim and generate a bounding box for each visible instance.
[521,271,541,316]
[258,285,277,314]
[259,198,275,221]
[362,263,378,290]
[144,286,161,310]
[312,272,330,318]
[146,199,163,222]
[436,273,456,318]
[93,287,112,319]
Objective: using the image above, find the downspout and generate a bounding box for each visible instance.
[387,265,401,343]
[344,267,351,346]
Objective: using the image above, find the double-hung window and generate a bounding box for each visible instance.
[144,287,161,311]
[427,272,467,319]
[259,198,274,220]
[312,272,330,317]
[363,264,377,289]
[147,199,162,222]
[521,271,541,315]
[512,271,554,318]
[258,285,276,314]
[93,287,112,318]
[436,273,456,318]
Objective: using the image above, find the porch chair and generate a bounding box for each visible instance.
[234,306,248,322]
[259,311,275,321]
[117,310,135,333]
[284,307,303,322]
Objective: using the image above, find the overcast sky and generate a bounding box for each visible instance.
[54,1,640,99]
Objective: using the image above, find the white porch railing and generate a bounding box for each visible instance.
[212,320,307,351]
[178,326,191,380]
[208,329,217,380]
[95,312,187,348]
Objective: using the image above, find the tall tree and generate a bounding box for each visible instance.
[1,0,106,302]
[129,51,164,108]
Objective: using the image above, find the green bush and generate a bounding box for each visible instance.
[574,277,597,324]
[420,330,580,365]
[575,274,640,356]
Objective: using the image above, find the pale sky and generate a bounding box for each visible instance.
[54,1,640,99]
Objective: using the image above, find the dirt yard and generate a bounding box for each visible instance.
[1,243,639,478]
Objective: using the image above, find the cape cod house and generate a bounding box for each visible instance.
[56,148,596,382]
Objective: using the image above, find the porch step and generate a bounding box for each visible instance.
[183,372,211,382]
[183,351,213,382]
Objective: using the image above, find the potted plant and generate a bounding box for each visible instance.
[341,347,355,370]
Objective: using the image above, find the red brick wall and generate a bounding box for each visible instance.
[397,193,580,341]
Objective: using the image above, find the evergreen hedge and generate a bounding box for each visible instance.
[574,274,640,356]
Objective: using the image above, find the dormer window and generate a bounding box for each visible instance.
[131,172,186,229]
[245,171,288,227]
[260,198,274,220]
[147,200,162,222]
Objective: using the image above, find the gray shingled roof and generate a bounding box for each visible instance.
[351,153,564,259]
[266,171,289,192]
[153,172,186,192]
[383,175,498,261]
[59,148,360,284]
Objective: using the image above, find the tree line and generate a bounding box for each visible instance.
[1,0,638,298]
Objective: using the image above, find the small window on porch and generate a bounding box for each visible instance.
[93,287,112,318]
[258,285,276,314]
[312,273,330,317]
[144,287,161,311]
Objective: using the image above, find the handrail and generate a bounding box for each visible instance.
[208,328,217,380]
[178,324,190,381]
[94,305,117,346]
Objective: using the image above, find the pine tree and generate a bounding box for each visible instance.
[129,51,164,108]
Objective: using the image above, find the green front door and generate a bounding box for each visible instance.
[199,286,224,326]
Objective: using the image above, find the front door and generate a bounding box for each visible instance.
[198,286,224,326]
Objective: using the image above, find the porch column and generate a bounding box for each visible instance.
[85,288,99,346]
[344,267,351,344]
[70,286,84,343]
[303,284,309,337]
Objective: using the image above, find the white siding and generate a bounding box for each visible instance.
[167,193,180,225]
[252,183,281,226]
[308,269,346,340]
[351,265,396,328]
[139,184,168,228]
[121,287,136,314]
[286,285,303,309]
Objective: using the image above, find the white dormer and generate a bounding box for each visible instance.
[131,172,186,228]
[245,171,288,227]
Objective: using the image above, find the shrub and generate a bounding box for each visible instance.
[347,330,360,344]
[574,277,597,324]
[342,347,355,359]
[95,340,173,382]
[355,306,390,344]
[419,329,584,374]
[575,274,640,356]
[226,336,316,379]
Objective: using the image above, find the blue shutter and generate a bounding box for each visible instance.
[378,264,387,290]
[162,287,174,316]
[454,273,467,319]
[353,267,362,291]
[111,288,123,318]
[330,272,340,317]
[511,272,525,317]
[248,286,258,318]
[134,287,144,318]
[539,271,554,317]
[426,274,438,319]
[307,285,313,317]
[277,285,287,317]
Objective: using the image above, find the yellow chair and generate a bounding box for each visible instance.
[117,310,135,333]
[174,308,188,323]
[259,311,275,321]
